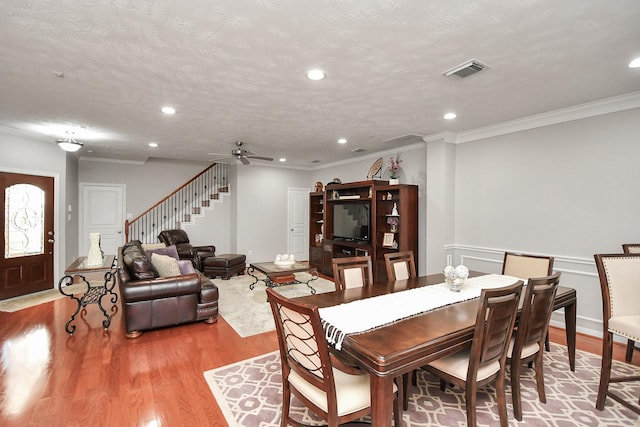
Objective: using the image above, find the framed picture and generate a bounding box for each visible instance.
[382,233,395,247]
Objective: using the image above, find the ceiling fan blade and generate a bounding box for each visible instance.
[247,155,274,161]
[240,156,251,165]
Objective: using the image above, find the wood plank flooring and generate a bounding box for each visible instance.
[0,291,637,426]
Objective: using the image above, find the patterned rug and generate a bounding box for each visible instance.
[204,344,640,426]
[212,272,336,337]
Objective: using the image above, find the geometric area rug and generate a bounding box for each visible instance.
[204,344,640,426]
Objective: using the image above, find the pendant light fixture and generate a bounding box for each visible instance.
[57,132,84,152]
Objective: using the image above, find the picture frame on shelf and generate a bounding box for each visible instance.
[382,233,395,247]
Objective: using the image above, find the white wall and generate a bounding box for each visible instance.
[0,134,73,286]
[234,165,310,264]
[78,157,211,218]
[450,107,640,335]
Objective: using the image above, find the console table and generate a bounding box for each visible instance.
[58,255,118,334]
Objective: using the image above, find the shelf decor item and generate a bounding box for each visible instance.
[387,157,402,184]
[367,157,383,179]
[387,216,399,232]
[382,233,395,247]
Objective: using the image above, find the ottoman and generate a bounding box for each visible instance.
[202,254,246,280]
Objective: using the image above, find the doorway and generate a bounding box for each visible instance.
[79,184,125,257]
[287,188,309,262]
[0,172,55,300]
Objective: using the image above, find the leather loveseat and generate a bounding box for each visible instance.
[116,240,218,338]
[158,229,216,271]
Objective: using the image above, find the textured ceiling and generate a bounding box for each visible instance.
[1,0,639,166]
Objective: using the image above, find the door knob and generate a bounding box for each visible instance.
[48,239,55,243]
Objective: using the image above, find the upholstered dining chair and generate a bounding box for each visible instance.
[593,253,640,415]
[332,256,374,291]
[502,251,554,351]
[265,288,402,426]
[621,244,640,362]
[384,251,417,282]
[424,281,524,427]
[501,252,554,279]
[507,272,560,421]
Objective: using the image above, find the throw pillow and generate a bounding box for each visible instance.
[142,242,167,251]
[145,244,180,260]
[151,253,181,277]
[178,260,195,275]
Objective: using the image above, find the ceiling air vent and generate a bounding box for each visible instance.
[443,59,488,79]
[351,147,367,153]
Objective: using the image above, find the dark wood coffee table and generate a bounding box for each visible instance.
[247,261,319,294]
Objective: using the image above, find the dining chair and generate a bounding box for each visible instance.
[621,244,640,362]
[593,253,640,415]
[384,251,417,282]
[332,256,374,291]
[501,252,554,279]
[424,280,523,427]
[507,272,560,421]
[265,288,402,426]
[502,251,554,352]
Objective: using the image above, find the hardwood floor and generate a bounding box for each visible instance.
[0,293,637,426]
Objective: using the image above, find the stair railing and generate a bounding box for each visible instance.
[125,163,229,244]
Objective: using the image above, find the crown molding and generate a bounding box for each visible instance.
[449,91,640,144]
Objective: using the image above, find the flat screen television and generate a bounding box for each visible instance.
[332,202,370,243]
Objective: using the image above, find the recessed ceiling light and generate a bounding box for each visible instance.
[444,112,457,120]
[279,158,287,162]
[306,69,326,80]
[629,57,640,68]
[148,142,158,148]
[161,106,176,115]
[338,138,347,144]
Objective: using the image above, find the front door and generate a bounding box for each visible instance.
[0,172,55,300]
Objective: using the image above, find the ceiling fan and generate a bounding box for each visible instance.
[209,141,274,165]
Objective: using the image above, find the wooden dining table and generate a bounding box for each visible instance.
[295,271,577,427]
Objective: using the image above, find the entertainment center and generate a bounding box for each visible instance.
[309,180,418,284]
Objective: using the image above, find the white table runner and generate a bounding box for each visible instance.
[319,274,522,350]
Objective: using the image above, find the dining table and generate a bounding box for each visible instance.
[295,270,577,427]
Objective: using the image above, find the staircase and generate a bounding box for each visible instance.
[125,163,229,244]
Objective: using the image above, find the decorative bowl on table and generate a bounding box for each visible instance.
[443,264,469,292]
[274,253,295,266]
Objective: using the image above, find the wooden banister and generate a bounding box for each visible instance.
[125,163,229,243]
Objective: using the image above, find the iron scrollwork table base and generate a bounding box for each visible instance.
[58,255,118,334]
[248,261,319,295]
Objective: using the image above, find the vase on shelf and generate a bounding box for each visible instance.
[389,178,399,185]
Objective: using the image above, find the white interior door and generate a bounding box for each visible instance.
[80,184,125,257]
[287,188,309,261]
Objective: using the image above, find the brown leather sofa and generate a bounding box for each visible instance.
[117,240,218,338]
[158,229,216,271]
